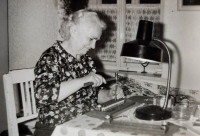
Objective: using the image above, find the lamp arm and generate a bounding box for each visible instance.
[152,38,172,110]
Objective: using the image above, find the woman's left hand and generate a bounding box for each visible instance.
[97,83,124,104]
[109,83,124,100]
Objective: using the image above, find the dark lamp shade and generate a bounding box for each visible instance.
[121,20,161,63]
[121,40,161,63]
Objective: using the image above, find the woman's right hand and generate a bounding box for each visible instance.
[82,72,106,87]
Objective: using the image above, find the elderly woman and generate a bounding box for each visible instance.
[33,9,124,136]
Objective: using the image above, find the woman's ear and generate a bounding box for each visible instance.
[70,25,77,37]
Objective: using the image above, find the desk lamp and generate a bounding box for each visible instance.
[121,20,172,120]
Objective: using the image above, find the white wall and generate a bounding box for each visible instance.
[9,0,58,70]
[162,0,200,90]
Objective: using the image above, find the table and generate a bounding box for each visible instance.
[52,98,200,136]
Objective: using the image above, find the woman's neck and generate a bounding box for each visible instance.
[61,40,81,60]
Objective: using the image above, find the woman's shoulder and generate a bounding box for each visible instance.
[41,41,63,55]
[35,41,62,65]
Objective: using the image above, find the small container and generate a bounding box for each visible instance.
[172,103,194,121]
[153,95,174,109]
[195,105,200,119]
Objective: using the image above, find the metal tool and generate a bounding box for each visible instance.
[83,77,116,87]
[84,72,121,87]
[114,72,118,101]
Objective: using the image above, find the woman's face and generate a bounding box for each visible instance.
[71,20,103,55]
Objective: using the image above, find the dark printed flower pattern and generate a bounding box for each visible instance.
[34,41,98,127]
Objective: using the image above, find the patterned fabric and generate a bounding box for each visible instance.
[34,41,99,127]
[117,76,157,97]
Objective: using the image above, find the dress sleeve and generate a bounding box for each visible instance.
[34,52,61,108]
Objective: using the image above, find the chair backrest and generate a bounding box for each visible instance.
[3,68,38,136]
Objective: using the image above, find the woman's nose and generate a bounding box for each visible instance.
[90,41,96,49]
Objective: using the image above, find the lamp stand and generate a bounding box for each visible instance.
[135,38,172,120]
[141,62,149,73]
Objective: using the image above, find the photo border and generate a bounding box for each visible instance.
[178,0,200,11]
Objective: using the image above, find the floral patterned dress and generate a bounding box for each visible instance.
[34,41,99,127]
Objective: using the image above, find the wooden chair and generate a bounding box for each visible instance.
[3,68,38,136]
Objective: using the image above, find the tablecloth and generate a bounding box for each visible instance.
[51,103,200,136]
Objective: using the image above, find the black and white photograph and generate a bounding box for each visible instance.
[1,0,200,136]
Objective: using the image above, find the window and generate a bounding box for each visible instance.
[88,1,162,76]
